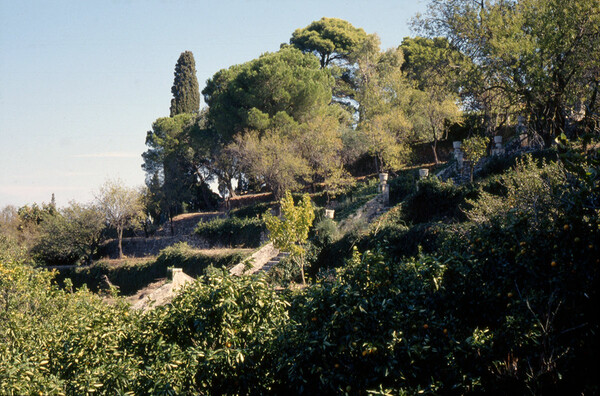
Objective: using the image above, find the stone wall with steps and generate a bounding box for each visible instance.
[255,251,290,274]
[99,235,211,259]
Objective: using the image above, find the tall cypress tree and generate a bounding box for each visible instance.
[170,51,200,116]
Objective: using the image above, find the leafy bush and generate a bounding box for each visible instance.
[265,254,301,286]
[403,176,475,223]
[476,148,559,179]
[333,178,379,221]
[228,202,273,219]
[195,217,265,247]
[0,245,141,395]
[311,218,339,247]
[138,271,290,394]
[30,203,105,266]
[388,171,417,206]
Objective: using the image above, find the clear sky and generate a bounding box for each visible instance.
[0,0,427,208]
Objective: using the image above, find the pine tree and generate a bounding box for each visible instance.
[170,51,200,116]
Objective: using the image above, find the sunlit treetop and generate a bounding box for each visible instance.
[290,17,368,68]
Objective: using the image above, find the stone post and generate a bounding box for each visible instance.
[493,135,504,155]
[378,172,389,206]
[168,268,185,291]
[325,209,335,219]
[453,141,464,170]
[517,116,528,147]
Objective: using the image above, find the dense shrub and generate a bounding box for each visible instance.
[195,217,265,247]
[477,148,559,179]
[132,271,290,394]
[388,171,417,206]
[0,243,141,394]
[403,176,475,223]
[372,221,449,258]
[30,203,105,266]
[311,218,339,247]
[228,202,273,219]
[333,178,379,221]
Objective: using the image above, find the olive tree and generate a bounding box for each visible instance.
[96,180,144,259]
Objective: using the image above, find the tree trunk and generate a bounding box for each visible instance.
[228,179,237,198]
[583,79,599,142]
[431,126,440,164]
[201,186,213,211]
[299,253,306,286]
[117,227,124,259]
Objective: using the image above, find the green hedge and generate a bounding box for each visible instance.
[195,217,265,248]
[53,243,247,295]
[403,176,476,223]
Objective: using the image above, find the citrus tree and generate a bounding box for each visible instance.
[264,192,315,285]
[462,135,488,182]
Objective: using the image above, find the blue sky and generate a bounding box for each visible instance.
[0,0,427,208]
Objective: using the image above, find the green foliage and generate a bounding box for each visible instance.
[264,192,315,284]
[96,179,145,259]
[202,46,349,198]
[388,171,417,206]
[476,148,559,180]
[405,87,463,164]
[142,271,290,394]
[290,17,368,68]
[401,36,474,93]
[462,135,489,182]
[142,112,217,220]
[203,46,334,143]
[54,244,247,295]
[228,126,310,199]
[195,216,265,248]
[265,254,302,286]
[332,178,379,221]
[170,50,200,116]
[17,201,57,226]
[2,144,598,394]
[32,202,105,266]
[276,149,599,393]
[228,202,273,220]
[0,245,140,395]
[312,217,339,247]
[416,0,600,142]
[467,155,567,228]
[404,176,474,223]
[352,36,415,172]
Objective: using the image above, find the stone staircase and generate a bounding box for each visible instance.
[130,267,195,312]
[338,194,390,234]
[255,251,290,274]
[229,242,288,276]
